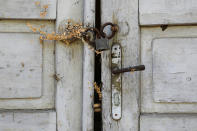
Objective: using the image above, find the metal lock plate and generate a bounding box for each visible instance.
[111,43,122,120]
[95,38,109,51]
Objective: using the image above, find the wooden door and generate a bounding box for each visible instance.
[101,0,197,131]
[0,0,56,130]
[0,0,95,130]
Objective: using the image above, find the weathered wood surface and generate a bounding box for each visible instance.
[141,26,197,113]
[141,114,197,131]
[152,38,197,103]
[0,33,42,98]
[140,0,197,25]
[82,0,95,131]
[0,0,56,19]
[101,0,140,130]
[0,111,56,131]
[0,20,55,109]
[56,0,83,130]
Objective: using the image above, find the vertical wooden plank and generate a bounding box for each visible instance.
[82,0,95,131]
[101,0,140,131]
[56,0,83,130]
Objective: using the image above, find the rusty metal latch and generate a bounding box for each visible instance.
[112,65,145,74]
[83,23,118,52]
[111,43,145,120]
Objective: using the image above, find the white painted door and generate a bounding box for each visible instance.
[0,0,95,131]
[0,0,56,130]
[101,0,197,131]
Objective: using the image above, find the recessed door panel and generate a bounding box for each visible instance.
[0,33,42,98]
[140,0,197,25]
[152,38,197,103]
[0,20,55,109]
[141,26,197,113]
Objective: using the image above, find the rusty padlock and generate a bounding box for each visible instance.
[95,37,110,51]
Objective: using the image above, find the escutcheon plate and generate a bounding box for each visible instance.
[111,43,122,120]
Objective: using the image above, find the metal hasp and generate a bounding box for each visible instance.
[111,43,122,120]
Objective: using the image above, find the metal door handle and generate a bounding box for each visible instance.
[112,65,145,74]
[111,43,145,120]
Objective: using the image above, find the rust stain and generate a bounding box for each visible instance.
[40,11,47,18]
[26,23,37,32]
[53,74,62,81]
[21,62,24,68]
[43,5,49,9]
[40,4,49,18]
[35,1,40,6]
[112,13,119,42]
[94,82,102,101]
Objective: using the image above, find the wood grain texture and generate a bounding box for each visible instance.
[0,111,56,131]
[0,0,56,19]
[141,114,197,131]
[55,0,83,130]
[82,0,95,131]
[140,0,197,25]
[141,26,197,113]
[101,0,140,130]
[0,20,55,109]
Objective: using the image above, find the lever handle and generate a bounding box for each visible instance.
[112,65,145,74]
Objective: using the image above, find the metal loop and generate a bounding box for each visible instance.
[85,27,101,39]
[100,22,118,39]
[82,28,96,43]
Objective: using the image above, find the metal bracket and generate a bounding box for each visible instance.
[111,43,122,120]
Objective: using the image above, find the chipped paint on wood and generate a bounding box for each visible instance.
[0,111,56,131]
[141,114,197,131]
[141,26,197,113]
[140,0,197,25]
[0,0,56,19]
[56,0,84,130]
[82,0,95,130]
[152,38,197,103]
[0,33,42,99]
[0,20,55,109]
[101,0,140,130]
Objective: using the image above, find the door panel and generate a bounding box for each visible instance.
[141,114,197,131]
[152,38,197,103]
[0,111,56,131]
[0,0,56,19]
[0,20,55,109]
[141,26,197,113]
[101,0,140,130]
[140,0,197,25]
[101,0,197,130]
[0,0,91,130]
[0,33,42,99]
